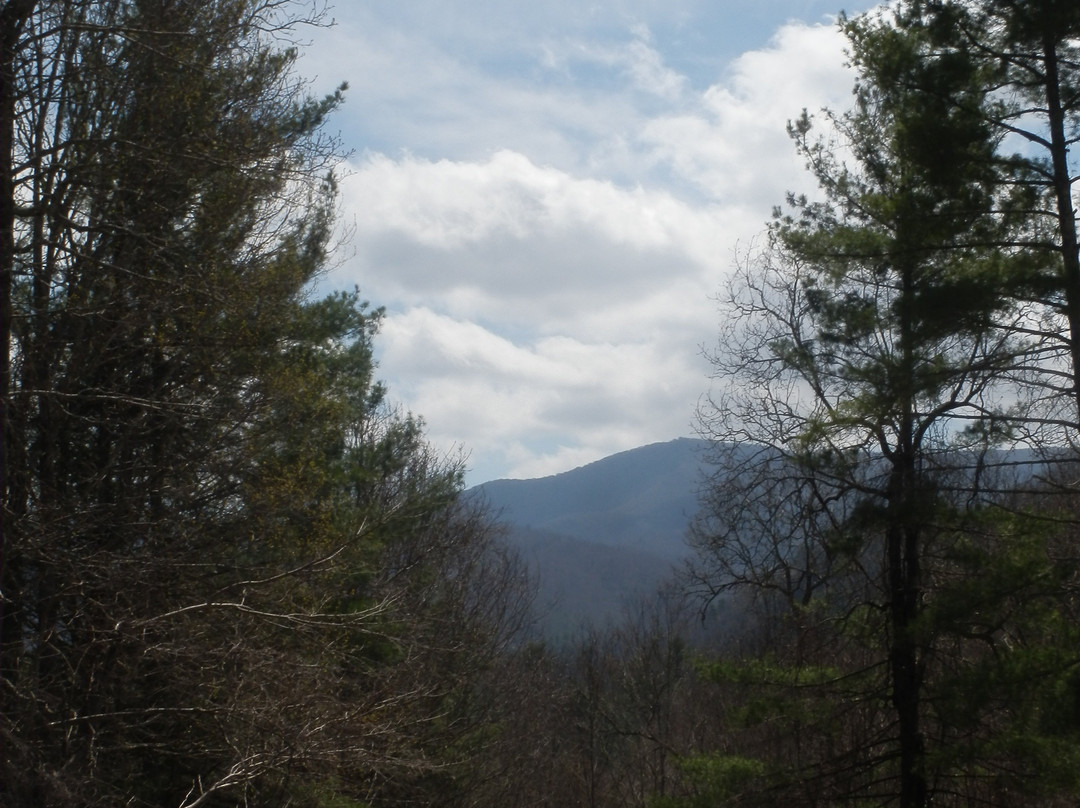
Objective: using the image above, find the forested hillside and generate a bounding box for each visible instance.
[478,438,706,559]
[473,439,706,635]
[3,1,1080,807]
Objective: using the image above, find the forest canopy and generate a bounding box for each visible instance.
[3,1,1080,808]
[1,1,531,805]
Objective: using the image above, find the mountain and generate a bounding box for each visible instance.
[475,437,710,558]
[472,440,1071,639]
[469,438,712,637]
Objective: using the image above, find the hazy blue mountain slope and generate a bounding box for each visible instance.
[504,526,673,640]
[474,437,710,560]
[474,440,1067,637]
[470,438,712,635]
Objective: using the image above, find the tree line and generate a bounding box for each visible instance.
[1,1,532,804]
[2,1,1079,807]
[686,1,1080,805]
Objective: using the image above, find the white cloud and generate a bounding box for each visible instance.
[540,26,689,101]
[345,150,689,250]
[625,38,687,98]
[639,21,856,204]
[318,15,864,483]
[301,12,671,175]
[335,150,727,329]
[376,308,706,481]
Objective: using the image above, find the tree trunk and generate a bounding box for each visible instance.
[1041,31,1080,426]
[891,258,927,808]
[0,0,38,688]
[888,513,927,808]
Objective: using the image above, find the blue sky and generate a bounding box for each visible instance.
[300,1,877,484]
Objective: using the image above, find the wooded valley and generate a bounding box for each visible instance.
[3,1,1080,806]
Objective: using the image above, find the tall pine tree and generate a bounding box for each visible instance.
[690,7,1080,805]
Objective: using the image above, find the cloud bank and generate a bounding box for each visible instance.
[316,13,863,483]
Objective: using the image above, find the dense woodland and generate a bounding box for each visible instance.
[2,1,1079,806]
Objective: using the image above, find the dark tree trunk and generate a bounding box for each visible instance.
[890,259,927,808]
[1041,31,1080,425]
[0,0,38,689]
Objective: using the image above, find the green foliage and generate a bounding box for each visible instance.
[699,655,842,689]
[0,2,528,807]
[651,755,768,808]
[690,3,1080,807]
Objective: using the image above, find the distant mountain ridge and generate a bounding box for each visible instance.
[469,438,711,636]
[475,437,710,558]
[472,439,1069,638]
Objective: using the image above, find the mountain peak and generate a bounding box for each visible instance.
[470,438,711,636]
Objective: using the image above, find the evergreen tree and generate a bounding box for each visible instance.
[0,2,531,805]
[857,0,1080,439]
[689,9,1080,805]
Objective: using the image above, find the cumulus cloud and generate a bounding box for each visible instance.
[337,150,724,296]
[320,13,863,482]
[376,308,706,481]
[639,21,855,204]
[345,150,688,250]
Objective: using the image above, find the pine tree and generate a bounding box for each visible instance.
[858,0,1080,440]
[689,8,1080,805]
[0,3,531,805]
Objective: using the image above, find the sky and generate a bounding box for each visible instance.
[298,0,878,485]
